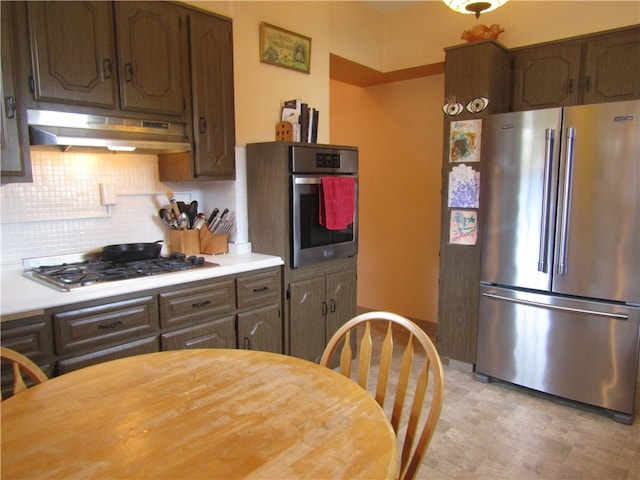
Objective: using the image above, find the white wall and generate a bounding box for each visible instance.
[0,150,240,266]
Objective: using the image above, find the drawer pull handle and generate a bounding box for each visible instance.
[192,300,211,308]
[253,287,269,293]
[98,320,123,330]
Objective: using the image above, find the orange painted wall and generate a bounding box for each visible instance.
[330,75,444,322]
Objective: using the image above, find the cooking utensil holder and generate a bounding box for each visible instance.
[199,228,228,254]
[169,230,200,257]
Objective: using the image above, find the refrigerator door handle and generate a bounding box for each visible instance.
[482,292,629,320]
[557,127,576,276]
[538,129,555,273]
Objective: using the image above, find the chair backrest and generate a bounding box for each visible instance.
[1,347,48,400]
[319,311,444,480]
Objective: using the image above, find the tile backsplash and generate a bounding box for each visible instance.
[0,148,247,267]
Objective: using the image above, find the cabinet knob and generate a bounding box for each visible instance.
[125,63,134,82]
[4,96,16,119]
[103,59,113,79]
[199,116,207,134]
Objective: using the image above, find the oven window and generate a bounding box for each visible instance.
[299,192,354,250]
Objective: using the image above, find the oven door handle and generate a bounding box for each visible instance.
[294,177,322,185]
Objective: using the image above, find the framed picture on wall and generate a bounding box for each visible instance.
[260,22,311,74]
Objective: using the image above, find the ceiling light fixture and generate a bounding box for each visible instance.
[442,0,508,18]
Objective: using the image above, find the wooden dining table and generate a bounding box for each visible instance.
[1,348,398,479]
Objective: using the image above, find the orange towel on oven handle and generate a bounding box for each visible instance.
[319,176,355,230]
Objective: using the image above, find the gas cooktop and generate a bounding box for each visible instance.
[23,253,219,292]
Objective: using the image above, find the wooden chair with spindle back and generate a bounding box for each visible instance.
[1,347,48,400]
[319,311,444,480]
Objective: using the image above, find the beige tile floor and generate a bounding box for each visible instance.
[355,321,639,480]
[418,364,639,480]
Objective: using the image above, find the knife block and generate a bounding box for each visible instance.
[199,228,228,254]
[169,230,200,257]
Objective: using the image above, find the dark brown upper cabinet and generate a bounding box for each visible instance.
[512,41,582,110]
[189,11,236,179]
[26,1,187,118]
[582,28,640,105]
[27,2,118,108]
[513,26,640,111]
[114,2,187,116]
[1,1,32,183]
[158,10,236,181]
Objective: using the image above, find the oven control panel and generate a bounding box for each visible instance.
[290,145,358,174]
[316,153,341,168]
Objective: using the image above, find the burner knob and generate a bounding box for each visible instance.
[187,255,205,264]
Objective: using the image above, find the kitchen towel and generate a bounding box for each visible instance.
[319,176,355,230]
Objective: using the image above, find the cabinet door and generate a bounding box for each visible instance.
[512,42,582,110]
[189,12,235,178]
[325,270,357,343]
[288,276,325,362]
[161,316,236,350]
[1,315,54,397]
[115,2,186,116]
[238,304,282,353]
[582,28,640,104]
[26,1,117,108]
[1,1,28,181]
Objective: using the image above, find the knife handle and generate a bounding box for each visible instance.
[207,208,219,225]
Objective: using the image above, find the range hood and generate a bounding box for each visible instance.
[27,109,191,154]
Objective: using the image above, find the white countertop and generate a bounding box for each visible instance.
[1,252,284,320]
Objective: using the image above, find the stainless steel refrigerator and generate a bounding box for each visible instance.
[476,100,640,424]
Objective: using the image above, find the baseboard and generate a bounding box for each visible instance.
[356,306,438,344]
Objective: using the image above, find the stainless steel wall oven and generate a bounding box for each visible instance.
[291,146,358,268]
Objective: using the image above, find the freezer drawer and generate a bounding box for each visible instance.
[477,285,640,418]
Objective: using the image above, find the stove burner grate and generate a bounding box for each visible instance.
[27,253,217,291]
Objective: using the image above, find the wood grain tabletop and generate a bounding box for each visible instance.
[1,349,398,479]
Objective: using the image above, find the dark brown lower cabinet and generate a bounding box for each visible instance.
[1,267,283,392]
[237,305,282,353]
[57,337,158,375]
[161,316,236,350]
[289,268,356,363]
[0,314,53,397]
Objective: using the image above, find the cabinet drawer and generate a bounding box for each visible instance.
[159,278,234,328]
[1,316,54,395]
[1,316,53,361]
[57,336,158,375]
[53,296,158,355]
[161,315,236,350]
[236,268,280,310]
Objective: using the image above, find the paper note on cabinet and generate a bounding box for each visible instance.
[448,164,480,208]
[450,210,478,245]
[449,119,482,163]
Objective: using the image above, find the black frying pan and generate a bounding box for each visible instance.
[102,241,163,262]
